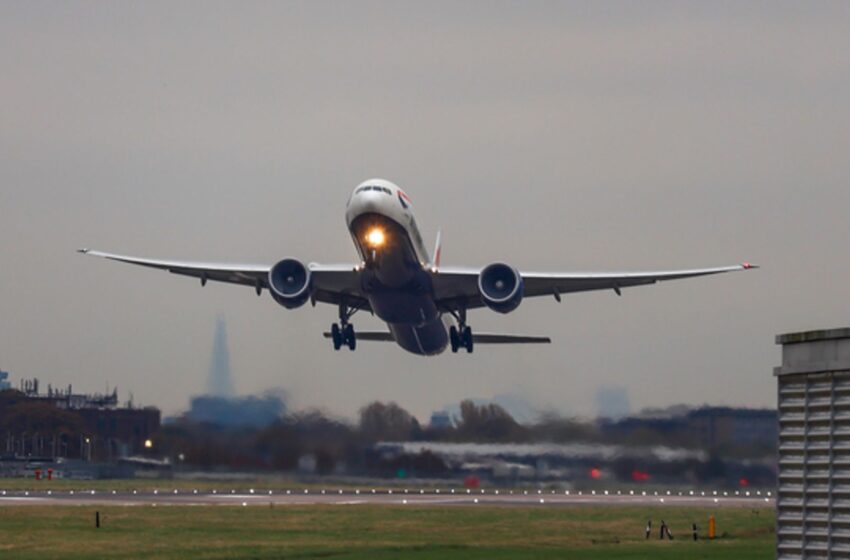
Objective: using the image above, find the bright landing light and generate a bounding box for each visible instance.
[366,227,386,247]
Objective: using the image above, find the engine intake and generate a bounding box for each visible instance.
[478,262,523,313]
[268,258,311,309]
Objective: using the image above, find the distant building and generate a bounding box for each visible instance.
[595,386,631,420]
[2,377,160,461]
[371,441,707,483]
[0,370,10,390]
[687,407,776,449]
[601,406,777,452]
[186,394,285,428]
[429,411,453,429]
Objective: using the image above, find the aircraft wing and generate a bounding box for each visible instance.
[432,263,757,310]
[78,249,368,309]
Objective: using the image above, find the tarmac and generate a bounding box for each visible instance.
[0,487,774,508]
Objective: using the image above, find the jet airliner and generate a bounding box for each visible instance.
[80,178,757,355]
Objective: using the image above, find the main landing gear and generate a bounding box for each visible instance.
[448,306,473,354]
[331,300,359,351]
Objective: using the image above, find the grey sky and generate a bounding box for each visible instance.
[1,2,849,420]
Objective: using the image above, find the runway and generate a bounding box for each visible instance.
[0,487,774,508]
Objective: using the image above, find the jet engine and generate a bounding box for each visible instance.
[268,258,311,309]
[478,262,524,313]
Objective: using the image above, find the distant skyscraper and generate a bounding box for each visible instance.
[595,386,630,420]
[207,315,235,397]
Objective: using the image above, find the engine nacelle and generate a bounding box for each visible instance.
[478,262,524,314]
[268,258,312,309]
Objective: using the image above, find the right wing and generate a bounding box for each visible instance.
[433,263,757,310]
[78,249,368,309]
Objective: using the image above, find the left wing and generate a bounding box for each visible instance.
[78,249,367,309]
[433,263,757,310]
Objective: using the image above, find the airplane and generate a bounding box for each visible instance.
[79,178,757,356]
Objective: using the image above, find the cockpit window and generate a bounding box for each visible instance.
[356,185,392,195]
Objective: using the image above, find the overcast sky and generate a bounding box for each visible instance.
[1,2,849,420]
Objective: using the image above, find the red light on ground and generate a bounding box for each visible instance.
[739,478,749,487]
[631,469,650,482]
[464,476,480,489]
[590,468,601,479]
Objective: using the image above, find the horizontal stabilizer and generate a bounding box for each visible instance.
[323,331,394,341]
[322,332,550,344]
[471,333,551,344]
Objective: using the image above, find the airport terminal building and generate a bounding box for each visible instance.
[776,328,850,559]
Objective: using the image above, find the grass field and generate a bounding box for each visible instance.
[0,504,774,559]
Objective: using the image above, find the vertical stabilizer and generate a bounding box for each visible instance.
[430,229,442,271]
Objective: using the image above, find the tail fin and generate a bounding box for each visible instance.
[430,229,442,271]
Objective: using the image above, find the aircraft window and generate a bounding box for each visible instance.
[357,185,392,195]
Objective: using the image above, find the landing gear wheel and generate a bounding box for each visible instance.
[463,326,473,353]
[333,298,361,352]
[331,323,342,350]
[449,326,460,353]
[344,323,356,351]
[447,305,473,354]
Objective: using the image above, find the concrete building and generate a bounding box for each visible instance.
[776,328,850,559]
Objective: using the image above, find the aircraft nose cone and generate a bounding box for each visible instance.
[346,190,389,225]
[354,191,386,212]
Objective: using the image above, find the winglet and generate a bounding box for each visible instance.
[430,229,442,272]
[77,248,90,254]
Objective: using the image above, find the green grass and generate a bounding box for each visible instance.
[0,504,774,559]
